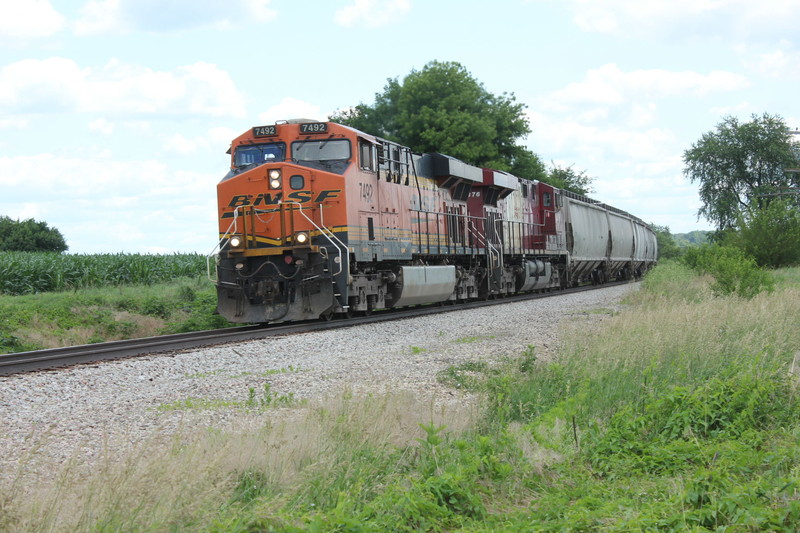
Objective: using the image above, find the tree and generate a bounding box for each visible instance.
[721,200,800,268]
[649,224,681,260]
[546,162,594,195]
[330,60,548,182]
[0,216,68,252]
[683,113,800,230]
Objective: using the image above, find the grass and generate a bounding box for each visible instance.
[3,260,800,531]
[0,275,232,353]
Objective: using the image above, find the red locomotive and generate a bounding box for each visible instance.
[214,119,657,323]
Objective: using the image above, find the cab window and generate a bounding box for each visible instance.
[290,139,351,174]
[234,143,285,167]
[359,139,376,171]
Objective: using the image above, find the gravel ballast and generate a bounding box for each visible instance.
[0,284,637,484]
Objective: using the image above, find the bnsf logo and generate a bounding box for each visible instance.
[227,189,341,208]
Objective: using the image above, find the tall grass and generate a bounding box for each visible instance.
[503,260,800,425]
[0,252,207,295]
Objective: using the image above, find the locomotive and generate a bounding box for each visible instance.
[214,119,657,323]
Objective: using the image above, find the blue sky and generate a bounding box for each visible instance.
[1,0,798,254]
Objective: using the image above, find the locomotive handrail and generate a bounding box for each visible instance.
[207,205,245,282]
[285,201,347,277]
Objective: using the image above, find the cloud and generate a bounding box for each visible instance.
[335,0,410,28]
[74,0,277,35]
[552,0,800,42]
[0,153,221,253]
[162,126,238,156]
[741,43,800,80]
[0,58,246,118]
[257,97,326,124]
[0,0,65,39]
[543,64,750,116]
[89,118,114,135]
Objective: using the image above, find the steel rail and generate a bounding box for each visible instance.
[0,281,629,376]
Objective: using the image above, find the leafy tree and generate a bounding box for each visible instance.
[683,113,800,230]
[721,200,800,268]
[546,162,594,195]
[0,216,68,252]
[649,224,681,260]
[331,60,548,182]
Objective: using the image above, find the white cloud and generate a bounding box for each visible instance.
[335,0,410,28]
[0,153,221,253]
[164,134,197,155]
[89,118,114,135]
[0,58,246,118]
[162,127,239,156]
[0,117,28,130]
[257,97,326,124]
[0,0,65,39]
[544,64,750,116]
[741,43,800,80]
[74,0,277,35]
[556,0,800,42]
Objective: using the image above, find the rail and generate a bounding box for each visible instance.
[0,282,632,376]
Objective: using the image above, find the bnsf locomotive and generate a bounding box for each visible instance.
[214,119,657,323]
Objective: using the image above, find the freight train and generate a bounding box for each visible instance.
[213,119,657,323]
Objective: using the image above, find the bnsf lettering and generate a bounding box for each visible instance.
[253,193,282,206]
[313,190,340,202]
[286,191,311,203]
[227,190,341,208]
[228,195,252,208]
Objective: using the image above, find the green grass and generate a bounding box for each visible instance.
[0,275,232,353]
[4,261,800,531]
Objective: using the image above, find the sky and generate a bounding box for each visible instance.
[1,0,798,254]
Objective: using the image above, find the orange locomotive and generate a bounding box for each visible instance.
[214,119,657,323]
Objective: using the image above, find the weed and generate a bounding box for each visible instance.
[437,360,490,390]
[246,383,297,408]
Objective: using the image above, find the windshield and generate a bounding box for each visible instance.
[234,143,286,167]
[290,139,351,174]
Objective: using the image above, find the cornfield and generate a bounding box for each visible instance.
[0,252,208,295]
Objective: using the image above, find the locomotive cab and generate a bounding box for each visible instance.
[215,120,353,323]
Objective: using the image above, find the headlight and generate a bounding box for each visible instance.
[229,235,244,249]
[269,169,282,189]
[294,231,309,245]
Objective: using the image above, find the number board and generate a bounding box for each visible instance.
[299,123,328,134]
[253,125,277,137]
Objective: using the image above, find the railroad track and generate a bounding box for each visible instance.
[0,282,625,376]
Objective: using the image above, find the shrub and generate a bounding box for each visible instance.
[724,199,800,268]
[682,244,774,298]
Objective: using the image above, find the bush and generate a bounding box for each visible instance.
[723,200,800,268]
[683,244,774,298]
